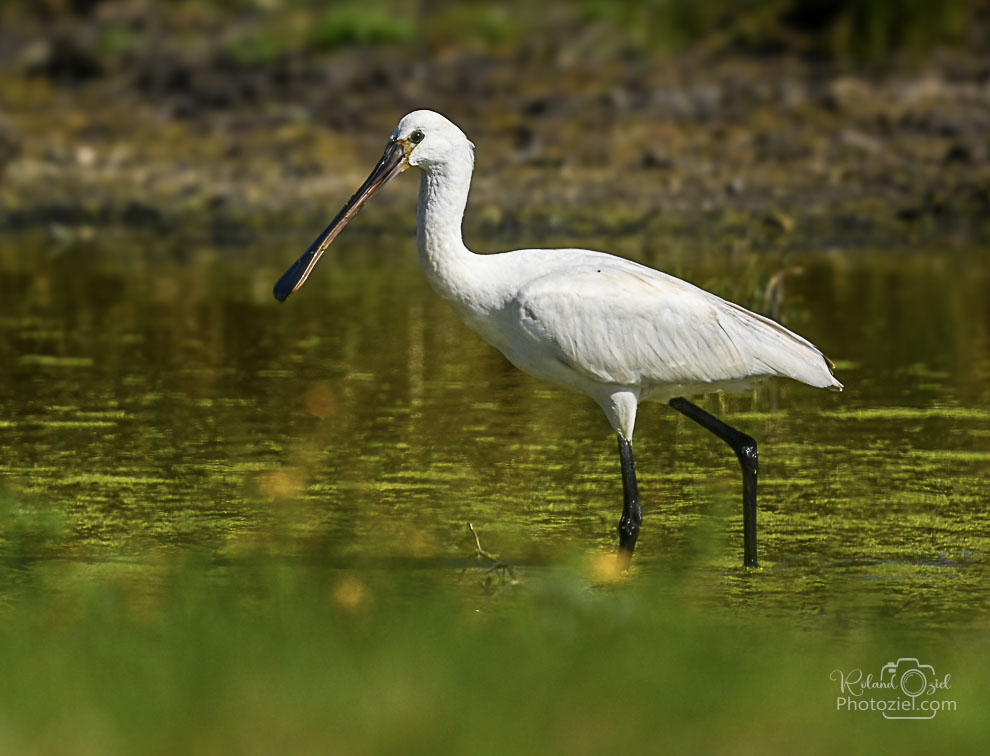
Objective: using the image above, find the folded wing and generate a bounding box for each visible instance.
[511,262,840,392]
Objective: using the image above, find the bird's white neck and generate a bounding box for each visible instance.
[416,151,475,293]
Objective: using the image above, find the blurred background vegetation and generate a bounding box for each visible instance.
[3,0,988,63]
[1,0,989,245]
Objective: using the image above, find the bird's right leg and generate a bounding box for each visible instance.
[669,397,758,568]
[617,433,642,568]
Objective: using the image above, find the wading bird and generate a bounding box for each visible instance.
[274,110,841,567]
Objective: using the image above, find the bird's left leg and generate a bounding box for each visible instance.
[616,433,642,569]
[668,397,759,568]
[601,391,641,568]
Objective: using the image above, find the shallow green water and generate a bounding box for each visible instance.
[1,229,988,628]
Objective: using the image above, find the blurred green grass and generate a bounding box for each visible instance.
[0,549,986,754]
[6,0,987,64]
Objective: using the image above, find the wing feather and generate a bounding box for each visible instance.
[510,261,838,391]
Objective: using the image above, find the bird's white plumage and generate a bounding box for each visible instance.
[390,110,841,439]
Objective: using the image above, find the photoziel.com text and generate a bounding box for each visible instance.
[830,658,956,720]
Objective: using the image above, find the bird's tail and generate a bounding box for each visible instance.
[721,301,843,391]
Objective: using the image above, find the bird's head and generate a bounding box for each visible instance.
[273,110,472,302]
[392,110,474,170]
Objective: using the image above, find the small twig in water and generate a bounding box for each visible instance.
[464,522,519,594]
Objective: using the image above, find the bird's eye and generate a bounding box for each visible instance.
[409,130,425,144]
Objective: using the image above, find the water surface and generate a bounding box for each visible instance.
[1,229,988,628]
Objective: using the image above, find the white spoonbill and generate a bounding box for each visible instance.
[274,110,842,568]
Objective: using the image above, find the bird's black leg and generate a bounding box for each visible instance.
[616,433,642,568]
[669,397,759,568]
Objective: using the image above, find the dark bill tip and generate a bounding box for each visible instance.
[273,250,317,302]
